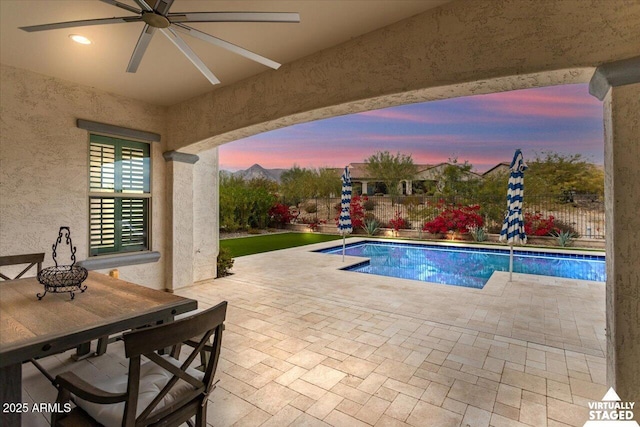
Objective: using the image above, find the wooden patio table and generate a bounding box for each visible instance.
[0,272,197,427]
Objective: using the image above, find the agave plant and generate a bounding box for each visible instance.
[554,230,575,247]
[469,225,487,242]
[363,219,380,236]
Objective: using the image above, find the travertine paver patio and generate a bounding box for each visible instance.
[22,238,607,426]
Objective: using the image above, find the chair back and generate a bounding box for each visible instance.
[121,301,227,426]
[0,253,44,280]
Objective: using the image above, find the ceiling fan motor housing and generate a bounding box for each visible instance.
[142,11,170,28]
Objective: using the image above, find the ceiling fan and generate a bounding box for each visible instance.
[19,0,300,85]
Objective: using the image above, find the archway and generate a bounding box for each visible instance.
[160,0,639,399]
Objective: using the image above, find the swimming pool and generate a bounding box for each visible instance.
[316,240,606,289]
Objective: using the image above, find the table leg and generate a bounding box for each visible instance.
[71,342,92,361]
[0,363,22,427]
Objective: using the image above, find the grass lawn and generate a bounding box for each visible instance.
[220,232,343,257]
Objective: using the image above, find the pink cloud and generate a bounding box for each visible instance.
[470,85,602,119]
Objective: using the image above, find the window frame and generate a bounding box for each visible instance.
[88,132,153,257]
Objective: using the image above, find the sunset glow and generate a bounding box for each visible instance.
[219,84,603,173]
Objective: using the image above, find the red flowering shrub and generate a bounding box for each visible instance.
[269,203,294,227]
[334,194,366,229]
[524,212,558,236]
[388,211,410,231]
[422,204,483,234]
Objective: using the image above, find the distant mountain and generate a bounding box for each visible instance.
[221,164,286,183]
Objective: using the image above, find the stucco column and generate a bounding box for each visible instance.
[591,57,640,402]
[362,180,368,196]
[192,148,219,282]
[163,150,199,291]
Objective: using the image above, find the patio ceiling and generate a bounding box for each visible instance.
[0,0,450,106]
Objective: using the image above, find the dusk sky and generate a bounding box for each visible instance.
[219,83,604,173]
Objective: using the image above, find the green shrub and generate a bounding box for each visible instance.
[363,199,376,211]
[217,247,234,277]
[553,219,580,237]
[304,203,318,213]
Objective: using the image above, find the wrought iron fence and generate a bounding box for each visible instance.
[298,194,605,239]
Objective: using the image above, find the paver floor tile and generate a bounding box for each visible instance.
[302,364,348,390]
[355,395,391,424]
[461,405,492,427]
[385,394,418,422]
[406,401,463,427]
[519,399,547,427]
[306,391,344,420]
[546,397,590,427]
[245,381,300,415]
[325,410,370,427]
[336,355,379,379]
[447,379,497,412]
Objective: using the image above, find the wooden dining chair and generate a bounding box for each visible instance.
[0,253,44,280]
[51,301,227,427]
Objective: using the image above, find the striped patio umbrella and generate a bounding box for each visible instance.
[338,166,352,261]
[499,149,528,280]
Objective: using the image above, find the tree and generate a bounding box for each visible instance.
[364,151,418,203]
[280,165,315,207]
[315,167,342,219]
[219,175,277,231]
[433,157,481,200]
[525,152,604,198]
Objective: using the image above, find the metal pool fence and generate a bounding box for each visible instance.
[297,194,605,239]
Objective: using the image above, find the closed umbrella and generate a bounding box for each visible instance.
[499,149,528,281]
[338,166,352,261]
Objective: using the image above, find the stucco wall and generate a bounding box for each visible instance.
[166,0,640,154]
[0,64,168,289]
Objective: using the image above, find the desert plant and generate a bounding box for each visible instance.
[469,225,487,242]
[553,230,576,247]
[304,203,318,214]
[217,247,234,277]
[363,219,380,236]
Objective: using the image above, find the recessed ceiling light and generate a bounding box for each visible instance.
[69,34,92,45]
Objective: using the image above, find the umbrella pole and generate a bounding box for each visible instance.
[509,245,514,281]
[342,235,346,262]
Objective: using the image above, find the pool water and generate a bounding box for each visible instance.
[317,241,606,289]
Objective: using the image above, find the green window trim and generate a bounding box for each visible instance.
[89,134,151,256]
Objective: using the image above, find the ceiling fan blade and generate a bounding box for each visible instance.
[159,27,220,85]
[152,0,175,16]
[168,12,300,24]
[133,0,154,12]
[20,16,141,32]
[99,0,141,14]
[173,23,280,69]
[127,24,156,73]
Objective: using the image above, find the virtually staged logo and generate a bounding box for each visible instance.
[584,388,639,426]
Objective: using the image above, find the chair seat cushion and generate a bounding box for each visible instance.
[74,355,204,427]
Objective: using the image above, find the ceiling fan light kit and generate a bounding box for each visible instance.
[19,0,300,85]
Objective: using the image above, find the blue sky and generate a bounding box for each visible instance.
[219,83,603,173]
